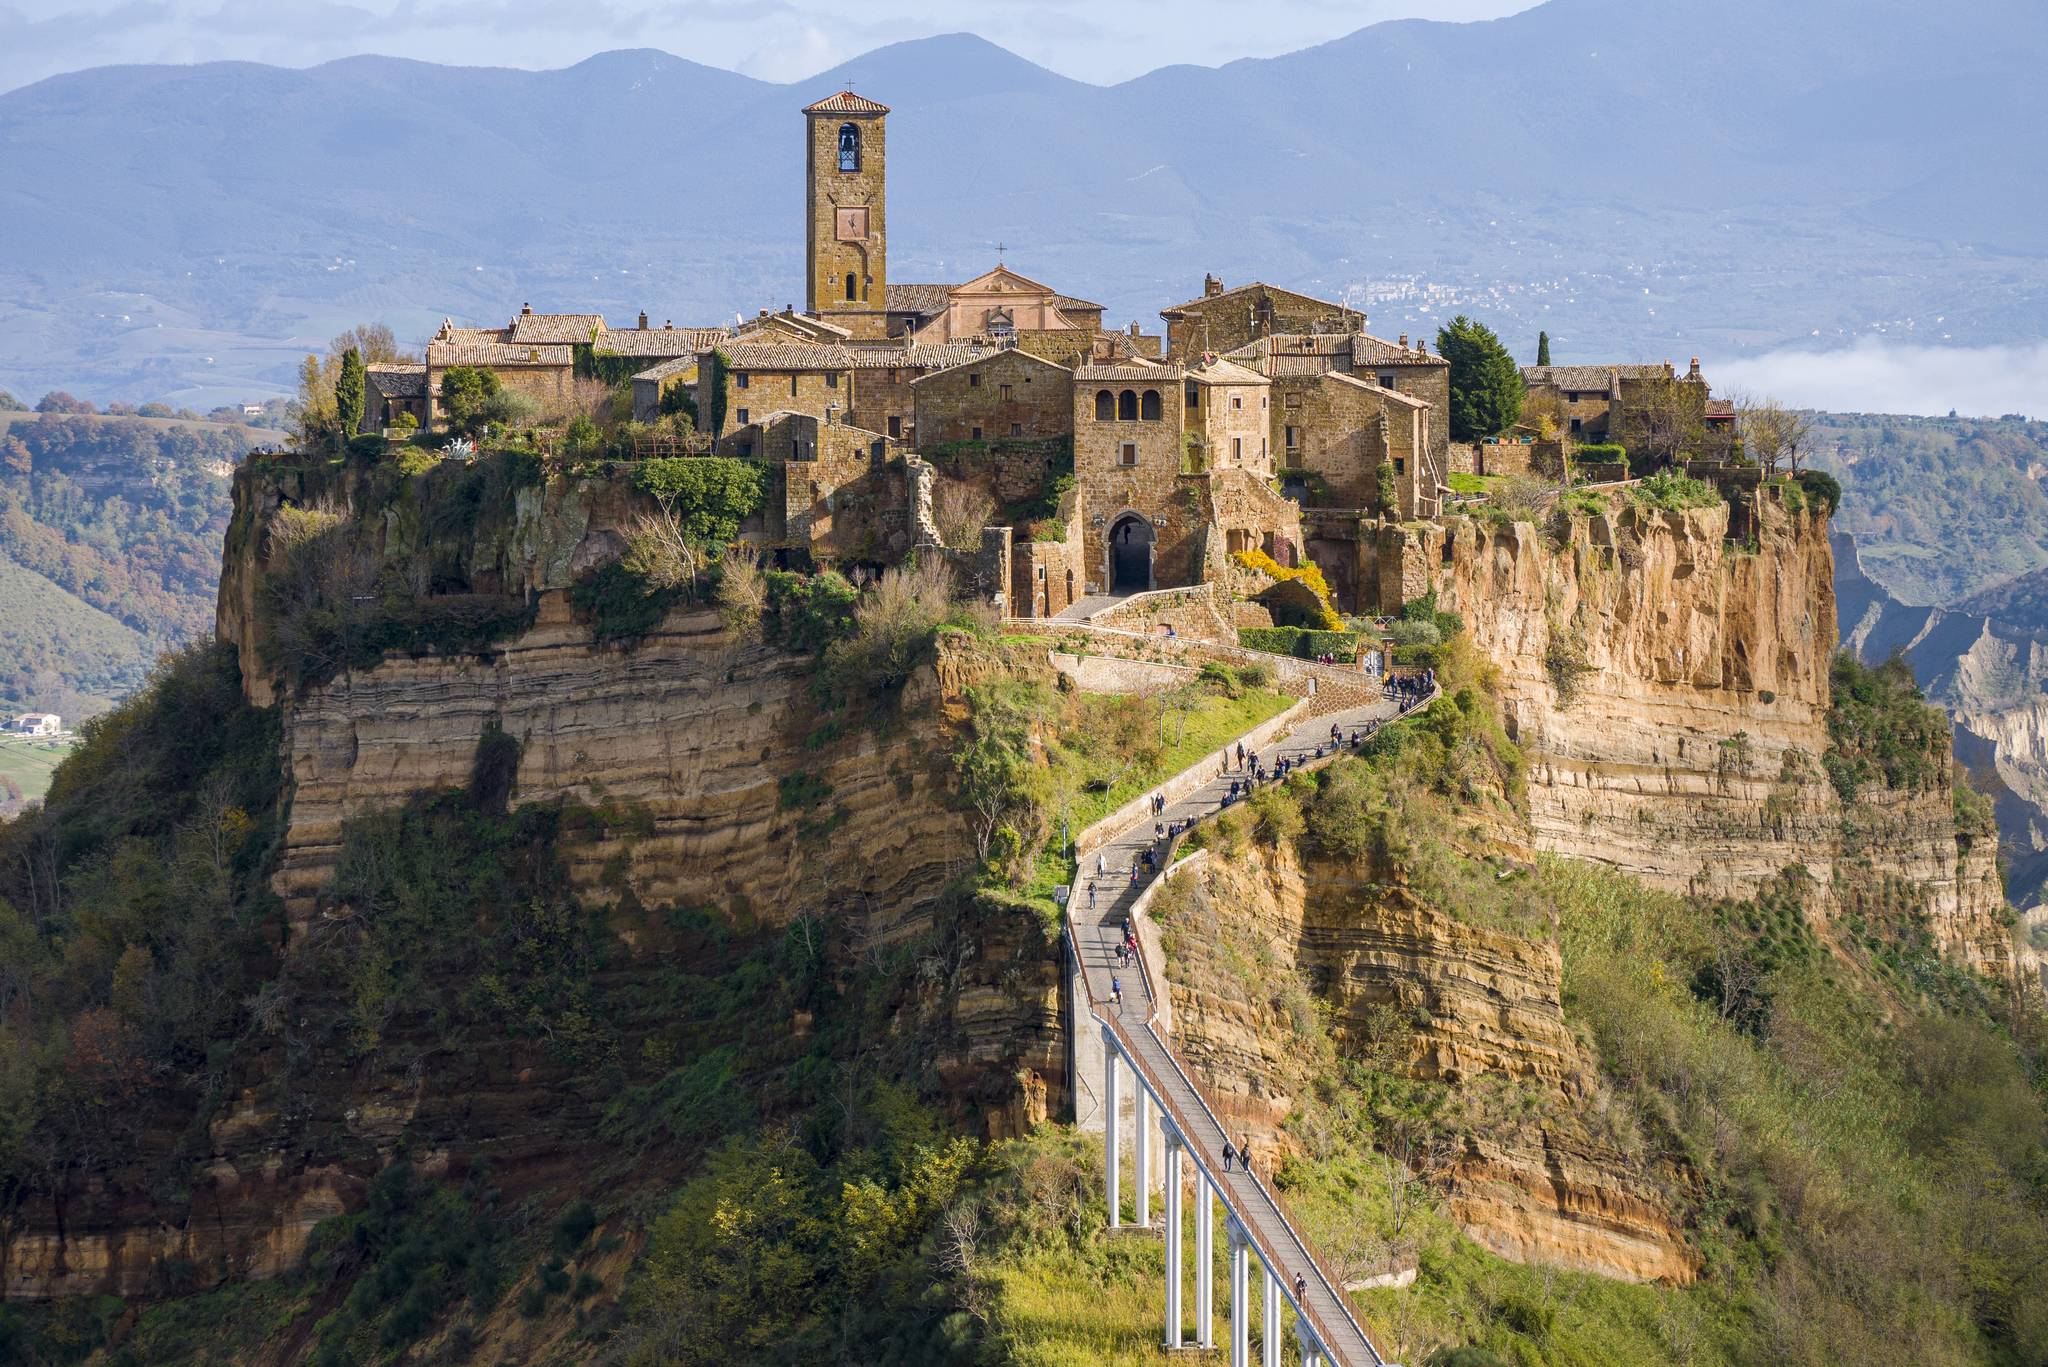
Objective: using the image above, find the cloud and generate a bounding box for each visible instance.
[1717,338,2048,419]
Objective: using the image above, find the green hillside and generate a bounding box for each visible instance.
[0,552,147,709]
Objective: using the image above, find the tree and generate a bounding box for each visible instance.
[35,391,93,415]
[293,323,414,444]
[1737,394,1813,476]
[1536,330,1552,366]
[1436,316,1524,441]
[439,366,502,436]
[334,347,366,438]
[0,389,25,412]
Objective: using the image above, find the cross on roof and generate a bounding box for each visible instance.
[997,242,1006,262]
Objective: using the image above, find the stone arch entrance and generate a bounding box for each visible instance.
[1108,514,1155,594]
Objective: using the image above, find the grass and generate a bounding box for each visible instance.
[1448,472,1499,495]
[1016,688,1294,913]
[0,732,74,802]
[0,552,146,706]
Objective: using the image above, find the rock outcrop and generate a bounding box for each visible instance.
[1154,844,1700,1286]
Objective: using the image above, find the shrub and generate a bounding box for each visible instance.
[1571,442,1626,466]
[1824,653,1948,802]
[561,414,603,457]
[568,560,682,647]
[765,570,859,652]
[389,410,419,435]
[1239,626,1362,661]
[1628,470,1722,513]
[1232,549,1342,630]
[1796,467,1842,514]
[439,366,501,436]
[631,457,765,546]
[819,558,958,702]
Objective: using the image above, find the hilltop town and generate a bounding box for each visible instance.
[356,90,1752,621]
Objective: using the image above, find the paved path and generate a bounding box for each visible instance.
[1052,592,1126,621]
[1071,681,1432,1366]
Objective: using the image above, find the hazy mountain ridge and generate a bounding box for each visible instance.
[2,0,2046,402]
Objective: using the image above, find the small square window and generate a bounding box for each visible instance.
[1010,422,1024,437]
[1231,395,1242,411]
[1120,442,1138,467]
[736,408,749,425]
[1000,383,1014,401]
[971,426,983,440]
[1378,373,1397,389]
[736,373,750,389]
[1285,392,1301,409]
[970,373,982,387]
[826,373,838,388]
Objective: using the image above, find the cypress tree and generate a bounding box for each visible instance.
[1536,330,1552,366]
[334,346,366,438]
[1437,316,1525,441]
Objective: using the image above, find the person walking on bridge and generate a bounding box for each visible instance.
[1111,975,1123,1010]
[1295,1272,1306,1302]
[1221,1139,1236,1171]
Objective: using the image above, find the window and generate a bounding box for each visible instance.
[1010,422,1024,437]
[736,373,750,389]
[1261,437,1267,458]
[1285,392,1301,409]
[1570,417,1584,434]
[789,374,798,397]
[826,373,838,388]
[1285,425,1298,450]
[1119,442,1138,467]
[838,123,860,172]
[1140,389,1161,420]
[1118,390,1138,421]
[971,426,983,440]
[1185,384,1199,409]
[736,408,749,425]
[1378,372,1397,389]
[1230,395,1242,411]
[1394,457,1405,475]
[888,415,901,438]
[1261,395,1268,410]
[999,383,1014,401]
[1095,389,1114,420]
[1231,437,1243,462]
[970,373,982,388]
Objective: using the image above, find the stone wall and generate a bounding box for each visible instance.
[1012,536,1082,619]
[914,349,1074,446]
[1164,285,1362,360]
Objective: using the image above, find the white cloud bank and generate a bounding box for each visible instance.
[1717,338,2048,419]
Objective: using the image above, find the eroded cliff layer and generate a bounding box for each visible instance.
[1155,843,1700,1286]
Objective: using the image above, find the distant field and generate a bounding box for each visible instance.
[0,732,72,803]
[0,551,148,706]
[0,409,267,439]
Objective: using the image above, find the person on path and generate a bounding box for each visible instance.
[1221,1140,1236,1171]
[1097,853,1108,878]
[1241,1137,1253,1176]
[1295,1273,1307,1301]
[1087,881,1097,910]
[1111,975,1123,1009]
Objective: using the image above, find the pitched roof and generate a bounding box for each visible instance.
[427,341,572,367]
[1075,364,1179,383]
[1350,333,1447,368]
[596,327,730,357]
[508,312,604,344]
[365,362,427,397]
[1188,357,1269,386]
[1326,370,1429,408]
[1052,294,1104,313]
[1160,280,1360,319]
[886,283,954,317]
[631,356,698,382]
[804,91,890,115]
[732,311,854,342]
[1521,363,1668,394]
[850,343,995,370]
[909,347,1070,386]
[717,343,857,371]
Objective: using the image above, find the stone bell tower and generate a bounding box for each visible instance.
[804,91,890,338]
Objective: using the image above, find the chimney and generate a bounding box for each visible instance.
[1398,333,1408,349]
[1204,274,1224,298]
[664,319,673,329]
[759,309,770,319]
[1416,337,1427,355]
[1688,357,1702,380]
[638,310,649,330]
[521,303,532,316]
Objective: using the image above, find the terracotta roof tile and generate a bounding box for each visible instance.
[508,313,605,344]
[803,91,890,114]
[886,283,954,316]
[595,327,729,356]
[718,343,857,371]
[427,341,573,367]
[365,363,426,398]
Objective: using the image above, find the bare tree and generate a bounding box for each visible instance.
[934,479,997,552]
[1737,394,1812,477]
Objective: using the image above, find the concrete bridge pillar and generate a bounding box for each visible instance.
[1162,1128,1184,1348]
[1262,1264,1282,1367]
[1228,1215,1251,1367]
[1301,1329,1325,1367]
[1134,1088,1152,1227]
[1102,1027,1121,1229]
[1195,1170,1215,1347]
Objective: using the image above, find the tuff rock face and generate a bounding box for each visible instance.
[1155,843,1701,1286]
[1436,498,2026,982]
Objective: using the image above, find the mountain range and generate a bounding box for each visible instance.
[1,0,2046,403]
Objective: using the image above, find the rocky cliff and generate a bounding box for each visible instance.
[1429,496,2028,984]
[1153,842,1700,1285]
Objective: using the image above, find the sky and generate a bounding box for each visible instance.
[0,0,1538,93]
[1718,341,2048,422]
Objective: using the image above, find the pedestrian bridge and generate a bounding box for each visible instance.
[1063,674,1437,1366]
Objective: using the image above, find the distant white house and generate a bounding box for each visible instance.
[240,403,265,417]
[9,713,60,737]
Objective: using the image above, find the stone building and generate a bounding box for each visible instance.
[424,329,573,426]
[1070,356,1299,594]
[697,343,856,437]
[1231,330,1450,471]
[365,363,427,429]
[1523,357,1729,463]
[804,92,892,338]
[1267,369,1434,515]
[912,348,1075,447]
[1159,278,1364,360]
[846,343,993,442]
